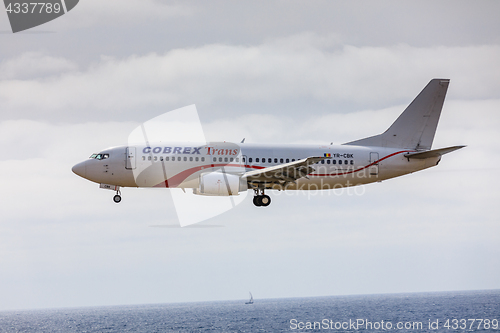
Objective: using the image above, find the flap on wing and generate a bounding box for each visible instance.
[404,145,466,159]
[243,156,326,182]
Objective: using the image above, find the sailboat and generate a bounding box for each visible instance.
[245,292,254,304]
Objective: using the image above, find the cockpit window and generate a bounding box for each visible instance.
[90,153,109,160]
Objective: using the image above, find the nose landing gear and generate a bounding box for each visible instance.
[98,184,122,203]
[253,188,271,207]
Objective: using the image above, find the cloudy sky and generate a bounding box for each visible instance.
[1,0,499,311]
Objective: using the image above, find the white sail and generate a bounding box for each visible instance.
[245,292,254,304]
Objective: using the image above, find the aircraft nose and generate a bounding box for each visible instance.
[72,161,87,178]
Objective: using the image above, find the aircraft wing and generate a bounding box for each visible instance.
[242,156,326,184]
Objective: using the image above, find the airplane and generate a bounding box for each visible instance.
[72,79,465,207]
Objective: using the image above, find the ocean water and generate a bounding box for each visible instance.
[0,290,499,332]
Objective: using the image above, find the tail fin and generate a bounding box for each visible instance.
[344,79,450,150]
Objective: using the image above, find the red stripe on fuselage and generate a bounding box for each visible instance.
[153,151,414,187]
[153,163,263,188]
[310,150,413,177]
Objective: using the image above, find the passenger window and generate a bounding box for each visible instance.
[148,156,151,161]
[345,160,348,165]
[224,157,228,162]
[183,157,186,161]
[219,157,223,162]
[339,160,342,165]
[292,159,295,162]
[178,157,181,161]
[230,157,234,162]
[274,158,277,163]
[256,158,259,162]
[166,156,169,161]
[262,158,265,163]
[213,157,217,162]
[243,157,246,162]
[249,157,253,163]
[154,156,157,161]
[268,158,271,163]
[350,160,354,165]
[286,158,289,163]
[321,160,325,164]
[160,156,163,161]
[190,157,193,161]
[201,157,205,162]
[195,157,199,162]
[142,156,145,161]
[333,160,336,164]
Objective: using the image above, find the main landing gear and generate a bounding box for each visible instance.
[113,189,122,203]
[253,189,271,207]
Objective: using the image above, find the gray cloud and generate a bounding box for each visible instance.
[1,40,500,124]
[0,52,78,80]
[2,1,500,67]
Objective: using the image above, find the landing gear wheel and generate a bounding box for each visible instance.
[113,194,122,203]
[260,195,271,207]
[253,188,271,207]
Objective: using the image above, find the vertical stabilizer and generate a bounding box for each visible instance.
[344,79,450,150]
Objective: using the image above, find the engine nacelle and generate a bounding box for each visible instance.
[193,172,245,196]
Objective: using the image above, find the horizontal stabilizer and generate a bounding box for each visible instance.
[404,145,466,159]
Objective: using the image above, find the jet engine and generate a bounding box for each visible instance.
[193,172,246,196]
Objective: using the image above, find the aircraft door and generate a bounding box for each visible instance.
[125,147,136,169]
[369,152,379,176]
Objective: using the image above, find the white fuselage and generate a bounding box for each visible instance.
[72,142,440,191]
[71,79,463,208]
